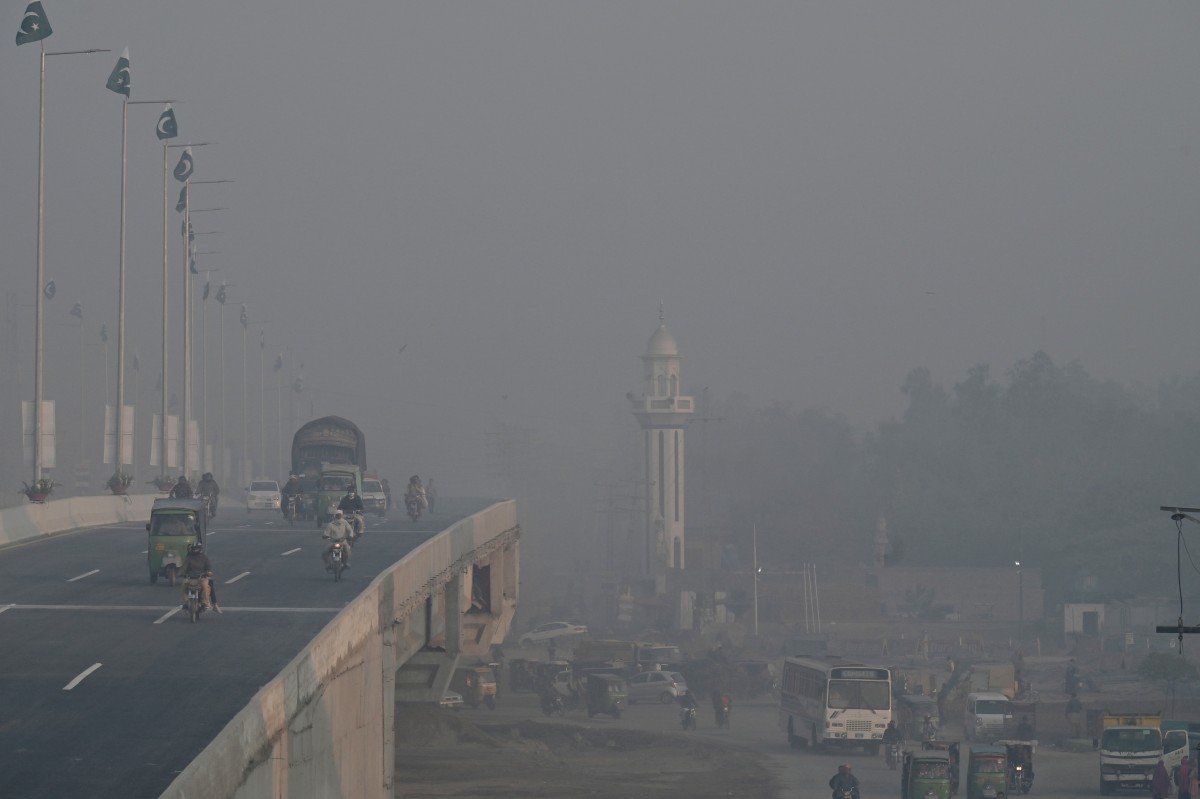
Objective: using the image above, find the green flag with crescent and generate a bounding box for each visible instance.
[15,2,52,45]
[105,48,130,97]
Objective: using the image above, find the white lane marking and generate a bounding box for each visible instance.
[63,662,103,691]
[67,569,100,583]
[281,547,301,556]
[225,571,250,584]
[140,550,148,554]
[154,607,182,624]
[206,531,217,537]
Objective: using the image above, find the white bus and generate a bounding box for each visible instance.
[779,656,892,753]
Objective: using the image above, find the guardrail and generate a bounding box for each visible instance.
[0,494,157,548]
[161,500,518,799]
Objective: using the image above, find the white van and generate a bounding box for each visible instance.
[964,692,1011,741]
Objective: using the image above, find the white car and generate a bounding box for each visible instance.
[360,478,388,516]
[628,670,689,704]
[518,621,588,648]
[245,479,281,511]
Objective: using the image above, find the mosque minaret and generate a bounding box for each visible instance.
[629,307,694,590]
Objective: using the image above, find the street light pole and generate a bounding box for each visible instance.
[1015,560,1023,640]
[26,45,110,483]
[752,523,759,637]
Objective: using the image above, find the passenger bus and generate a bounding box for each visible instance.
[779,656,892,753]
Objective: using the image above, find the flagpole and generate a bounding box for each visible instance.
[182,177,191,478]
[161,141,169,477]
[115,94,127,478]
[26,36,110,485]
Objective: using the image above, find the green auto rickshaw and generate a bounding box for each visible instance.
[315,466,361,526]
[585,673,628,719]
[146,498,207,585]
[966,745,1009,799]
[902,751,953,799]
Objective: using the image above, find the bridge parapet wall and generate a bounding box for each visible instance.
[162,500,519,799]
[0,494,156,548]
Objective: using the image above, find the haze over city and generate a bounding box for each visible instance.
[2,2,1198,564]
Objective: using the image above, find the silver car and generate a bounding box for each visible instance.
[627,670,688,704]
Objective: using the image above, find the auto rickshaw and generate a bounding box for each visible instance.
[898,694,941,743]
[998,740,1035,795]
[315,466,361,526]
[901,750,953,799]
[145,498,207,585]
[451,665,498,709]
[966,745,1010,799]
[585,673,628,719]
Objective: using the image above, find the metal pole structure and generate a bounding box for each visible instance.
[218,296,226,476]
[160,141,169,476]
[241,309,248,483]
[752,523,759,637]
[1016,560,1023,640]
[276,354,282,480]
[114,94,128,479]
[28,45,110,483]
[181,183,191,477]
[78,313,85,468]
[812,563,822,633]
[259,328,266,475]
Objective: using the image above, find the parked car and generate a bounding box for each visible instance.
[245,479,281,511]
[360,478,388,517]
[518,621,588,648]
[439,690,463,710]
[628,670,689,704]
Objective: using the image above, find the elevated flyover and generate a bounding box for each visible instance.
[0,496,519,798]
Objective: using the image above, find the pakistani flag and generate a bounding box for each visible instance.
[100,323,108,343]
[15,2,52,46]
[173,148,193,182]
[240,304,247,329]
[216,283,227,305]
[156,103,178,140]
[274,354,283,372]
[189,251,197,275]
[202,280,210,301]
[43,279,55,299]
[175,185,187,213]
[70,301,82,319]
[105,48,130,97]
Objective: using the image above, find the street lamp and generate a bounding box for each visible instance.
[19,40,111,483]
[1015,560,1023,640]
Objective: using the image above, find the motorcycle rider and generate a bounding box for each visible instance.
[197,472,220,517]
[882,719,902,746]
[169,475,194,499]
[180,541,221,613]
[709,688,732,727]
[338,486,365,537]
[405,475,428,513]
[281,473,302,517]
[322,509,354,570]
[921,714,938,742]
[426,478,437,512]
[829,764,860,799]
[380,478,392,510]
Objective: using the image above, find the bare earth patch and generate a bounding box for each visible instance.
[394,706,779,798]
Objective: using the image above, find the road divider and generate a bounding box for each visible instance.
[0,494,156,549]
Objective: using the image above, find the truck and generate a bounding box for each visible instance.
[291,416,367,479]
[1099,712,1188,794]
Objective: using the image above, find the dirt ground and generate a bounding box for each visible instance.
[394,704,779,798]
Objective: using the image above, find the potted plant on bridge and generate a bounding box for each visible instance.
[20,477,57,503]
[150,475,175,493]
[107,471,134,495]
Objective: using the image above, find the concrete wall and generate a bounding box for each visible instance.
[161,500,520,799]
[0,493,157,548]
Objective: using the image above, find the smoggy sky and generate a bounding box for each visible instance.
[2,2,1199,494]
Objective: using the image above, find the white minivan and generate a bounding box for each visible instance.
[964,692,1011,741]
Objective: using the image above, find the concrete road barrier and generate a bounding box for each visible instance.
[0,494,157,549]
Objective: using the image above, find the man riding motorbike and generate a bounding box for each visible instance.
[169,475,194,499]
[829,764,860,799]
[404,475,428,513]
[281,473,303,518]
[425,478,437,512]
[197,472,220,517]
[322,509,354,570]
[882,720,902,767]
[180,541,221,613]
[709,688,732,728]
[338,487,366,537]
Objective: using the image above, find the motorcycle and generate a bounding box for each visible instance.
[540,691,564,717]
[1008,762,1033,795]
[716,703,731,729]
[349,510,366,542]
[325,538,347,582]
[183,574,208,623]
[405,495,425,523]
[886,742,901,770]
[200,491,217,520]
[680,705,697,730]
[284,493,300,525]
